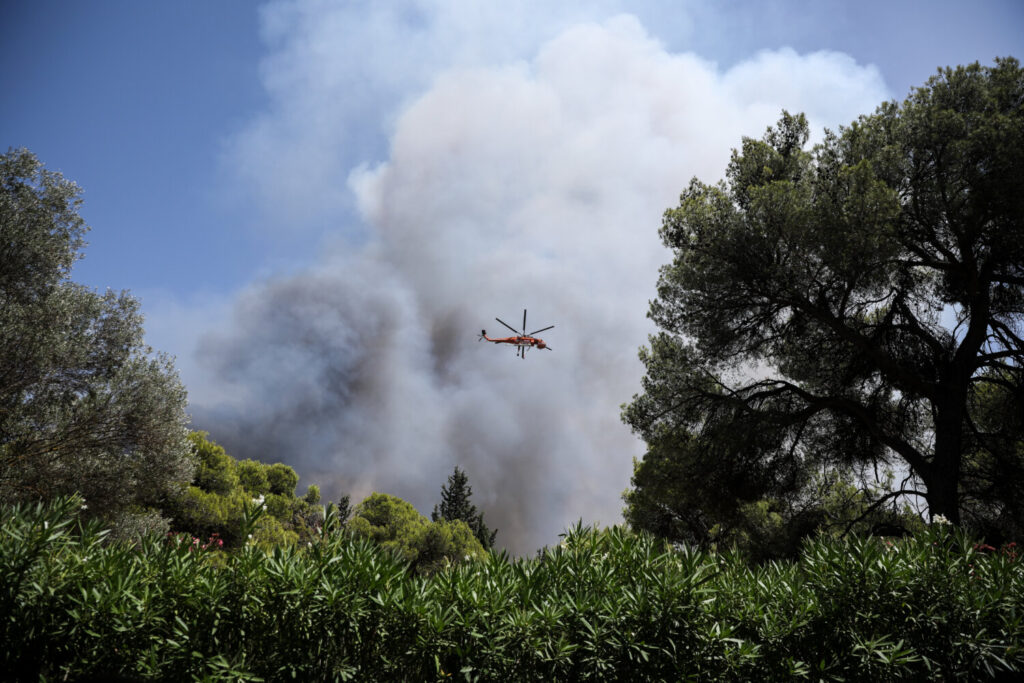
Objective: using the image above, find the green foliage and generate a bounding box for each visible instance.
[174,485,248,547]
[252,513,299,548]
[303,484,321,505]
[348,492,426,561]
[236,459,270,495]
[433,467,476,522]
[263,493,291,521]
[431,466,498,550]
[4,498,1023,681]
[169,432,321,548]
[327,494,352,526]
[188,431,238,496]
[416,519,485,575]
[266,463,299,496]
[0,148,192,538]
[349,492,484,573]
[625,437,926,560]
[625,59,1024,551]
[960,372,1024,543]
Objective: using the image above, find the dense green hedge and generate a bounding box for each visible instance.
[2,498,1021,681]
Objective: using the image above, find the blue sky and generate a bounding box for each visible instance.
[4,1,1021,297]
[3,0,1022,552]
[2,3,265,292]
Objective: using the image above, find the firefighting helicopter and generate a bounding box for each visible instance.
[480,309,554,359]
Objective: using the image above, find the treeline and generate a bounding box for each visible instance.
[170,432,496,573]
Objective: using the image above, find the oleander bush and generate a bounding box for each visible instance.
[1,498,1021,681]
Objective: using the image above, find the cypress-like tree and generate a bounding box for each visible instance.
[432,466,497,550]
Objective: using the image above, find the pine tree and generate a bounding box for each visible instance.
[624,60,1024,547]
[432,466,497,550]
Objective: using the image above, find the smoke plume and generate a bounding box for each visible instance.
[192,12,888,553]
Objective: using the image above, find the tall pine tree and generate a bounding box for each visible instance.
[624,59,1024,548]
[432,466,497,550]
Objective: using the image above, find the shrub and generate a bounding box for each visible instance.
[2,499,1021,681]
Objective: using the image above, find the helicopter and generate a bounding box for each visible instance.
[480,309,554,359]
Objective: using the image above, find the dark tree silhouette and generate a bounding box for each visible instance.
[624,59,1024,547]
[432,466,497,550]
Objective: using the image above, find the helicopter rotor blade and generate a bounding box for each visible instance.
[528,325,554,336]
[522,309,527,335]
[496,317,520,335]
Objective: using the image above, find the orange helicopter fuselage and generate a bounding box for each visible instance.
[481,333,547,349]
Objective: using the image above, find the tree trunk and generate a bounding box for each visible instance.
[927,393,965,524]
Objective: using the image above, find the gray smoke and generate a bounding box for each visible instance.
[188,15,889,553]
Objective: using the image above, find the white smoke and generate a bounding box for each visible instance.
[192,10,889,553]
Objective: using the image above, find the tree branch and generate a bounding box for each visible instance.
[785,292,940,400]
[841,487,928,537]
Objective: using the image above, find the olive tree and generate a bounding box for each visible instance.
[0,148,192,536]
